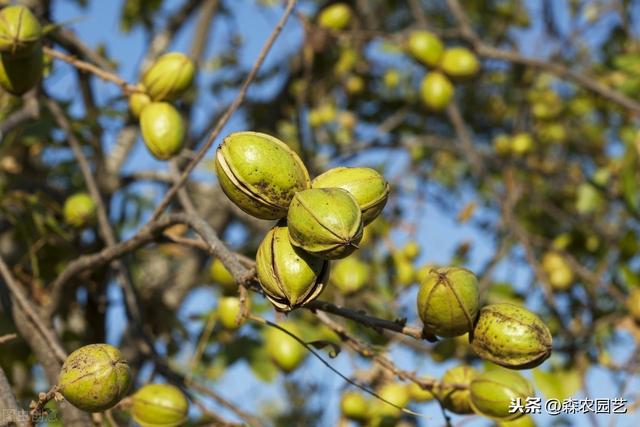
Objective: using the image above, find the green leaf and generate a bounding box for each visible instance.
[533,368,582,400]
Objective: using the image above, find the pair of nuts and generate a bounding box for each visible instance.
[130,52,195,160]
[216,131,389,310]
[0,6,43,95]
[59,344,189,425]
[417,268,552,369]
[437,365,534,421]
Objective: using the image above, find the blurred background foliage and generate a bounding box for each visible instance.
[1,0,640,426]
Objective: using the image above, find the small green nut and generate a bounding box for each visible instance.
[393,253,415,287]
[140,102,184,160]
[340,391,369,421]
[58,343,131,412]
[256,222,329,311]
[373,382,410,418]
[402,240,421,260]
[511,132,534,156]
[470,303,552,369]
[0,6,42,58]
[265,321,307,373]
[440,47,480,79]
[318,3,352,31]
[311,167,389,225]
[209,258,236,294]
[407,30,444,68]
[420,71,454,111]
[416,267,479,337]
[331,256,369,295]
[63,192,97,228]
[0,44,42,95]
[131,383,189,427]
[287,188,364,259]
[437,365,477,414]
[129,86,151,118]
[217,296,247,329]
[469,369,534,420]
[541,251,573,291]
[215,131,310,220]
[142,52,195,101]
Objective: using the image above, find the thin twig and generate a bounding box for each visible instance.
[248,314,428,418]
[148,0,298,221]
[44,47,140,95]
[46,99,146,330]
[186,311,217,382]
[0,333,17,345]
[187,380,265,427]
[45,214,186,317]
[0,254,67,362]
[29,385,60,425]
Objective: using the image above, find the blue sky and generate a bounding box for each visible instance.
[42,1,640,425]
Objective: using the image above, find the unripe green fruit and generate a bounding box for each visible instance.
[438,366,477,414]
[393,254,415,287]
[131,383,189,427]
[374,382,410,417]
[318,3,352,31]
[402,240,420,260]
[383,69,401,88]
[420,72,454,111]
[311,167,389,225]
[407,31,444,67]
[217,296,247,329]
[63,192,97,228]
[575,183,602,215]
[256,222,329,311]
[408,381,435,402]
[129,87,151,118]
[140,102,185,160]
[142,52,195,101]
[265,321,307,373]
[209,258,236,293]
[0,6,42,58]
[627,288,640,323]
[340,391,369,421]
[58,344,131,412]
[541,251,573,291]
[331,256,369,294]
[0,44,42,95]
[469,369,533,420]
[470,303,552,369]
[345,75,365,95]
[511,132,534,156]
[417,267,479,337]
[215,131,310,220]
[287,188,364,259]
[493,134,512,156]
[440,47,480,79]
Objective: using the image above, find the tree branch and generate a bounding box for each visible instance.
[44,47,140,95]
[0,365,27,427]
